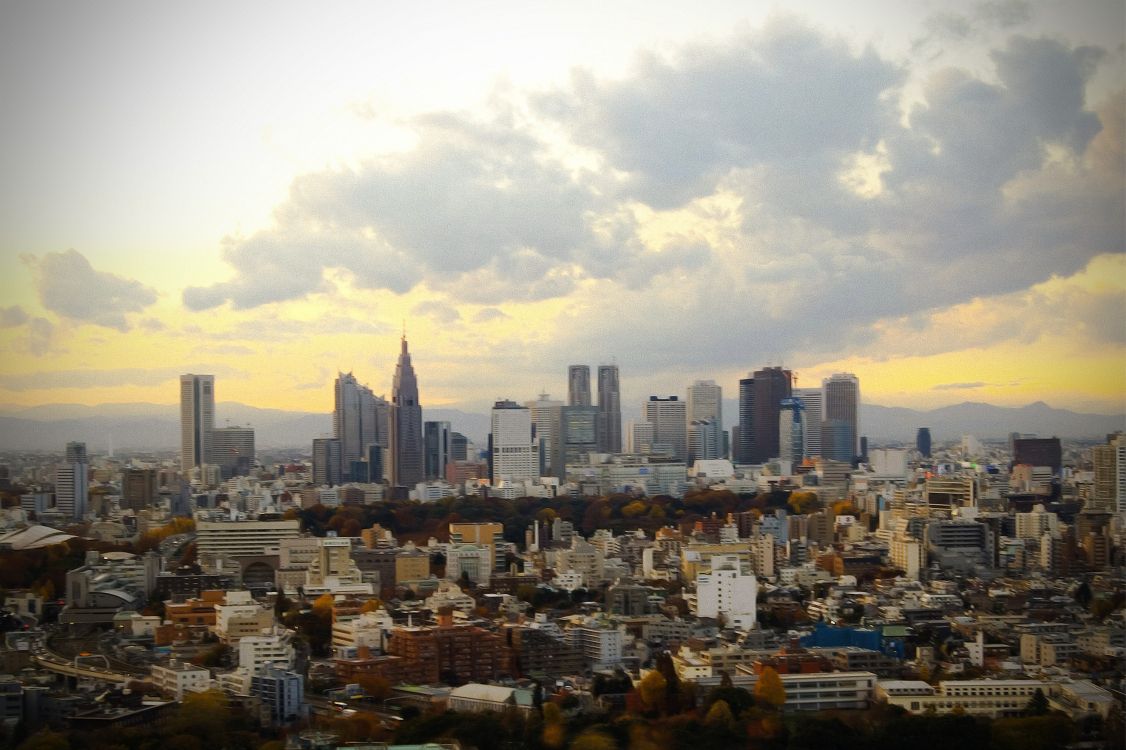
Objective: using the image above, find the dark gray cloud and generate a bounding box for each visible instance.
[24,249,157,330]
[0,306,29,327]
[0,365,242,391]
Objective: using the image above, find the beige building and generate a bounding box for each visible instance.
[150,659,211,699]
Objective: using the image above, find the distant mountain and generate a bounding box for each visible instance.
[717,398,1122,443]
[0,402,490,453]
[0,399,1119,453]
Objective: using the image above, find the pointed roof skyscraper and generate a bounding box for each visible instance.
[391,335,424,489]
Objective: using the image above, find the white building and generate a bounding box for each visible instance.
[491,400,537,483]
[150,660,211,700]
[238,631,296,673]
[695,554,757,629]
[643,396,688,461]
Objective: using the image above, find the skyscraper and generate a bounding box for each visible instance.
[334,373,383,481]
[916,427,932,458]
[554,404,598,479]
[822,373,860,463]
[490,400,536,483]
[211,426,255,479]
[737,367,792,463]
[795,387,824,458]
[526,393,563,475]
[596,364,622,454]
[180,374,215,473]
[56,441,88,520]
[391,336,424,488]
[424,421,452,480]
[312,438,342,486]
[687,380,723,460]
[778,397,805,464]
[567,365,591,407]
[643,396,688,461]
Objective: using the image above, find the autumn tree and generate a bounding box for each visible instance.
[753,666,786,710]
[705,698,735,727]
[638,670,668,714]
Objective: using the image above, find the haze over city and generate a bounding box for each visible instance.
[1,0,1123,417]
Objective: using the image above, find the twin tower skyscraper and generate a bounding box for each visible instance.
[568,364,621,454]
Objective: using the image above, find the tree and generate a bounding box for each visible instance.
[16,731,70,750]
[360,598,383,613]
[312,592,335,618]
[569,730,617,750]
[788,491,821,515]
[638,671,667,714]
[357,674,392,701]
[1024,688,1049,716]
[704,699,735,727]
[753,666,786,710]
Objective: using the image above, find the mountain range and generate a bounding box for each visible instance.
[0,400,1120,453]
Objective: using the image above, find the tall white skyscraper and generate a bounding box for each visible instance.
[180,374,215,473]
[687,380,723,460]
[795,387,823,458]
[778,398,806,464]
[643,396,688,461]
[526,392,563,475]
[822,373,860,462]
[56,441,88,520]
[491,400,536,483]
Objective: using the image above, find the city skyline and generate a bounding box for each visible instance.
[0,1,1123,417]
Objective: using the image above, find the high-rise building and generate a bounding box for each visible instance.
[554,405,598,478]
[795,387,823,458]
[526,393,563,475]
[778,397,805,464]
[391,336,424,488]
[122,468,159,513]
[568,365,591,407]
[687,380,723,436]
[643,396,688,461]
[56,442,88,520]
[688,419,721,462]
[596,365,622,454]
[334,373,388,482]
[490,400,536,483]
[1013,437,1062,474]
[821,373,859,463]
[1090,433,1124,514]
[916,427,932,458]
[737,367,792,463]
[180,374,215,473]
[211,426,255,479]
[312,438,342,487]
[424,421,452,480]
[450,432,468,462]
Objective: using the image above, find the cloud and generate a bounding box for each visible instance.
[0,365,242,391]
[933,382,988,391]
[0,306,29,327]
[23,249,157,330]
[411,300,461,325]
[473,307,508,323]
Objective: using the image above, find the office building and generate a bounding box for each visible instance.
[1013,437,1062,474]
[312,438,342,487]
[596,364,622,453]
[450,432,468,462]
[554,405,599,480]
[778,397,806,463]
[250,664,305,726]
[1091,433,1124,513]
[195,519,301,571]
[122,468,159,513]
[643,396,688,461]
[795,387,823,458]
[211,426,255,479]
[180,374,215,472]
[687,379,723,435]
[334,372,388,482]
[424,421,452,480]
[391,336,424,488]
[490,400,536,483]
[526,393,563,475]
[696,555,757,630]
[916,427,932,458]
[55,461,88,520]
[737,367,792,463]
[568,365,591,406]
[688,419,722,462]
[822,373,859,463]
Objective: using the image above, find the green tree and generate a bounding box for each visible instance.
[704,699,735,727]
[1024,688,1049,716]
[16,731,70,750]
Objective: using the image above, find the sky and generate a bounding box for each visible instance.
[0,0,1123,417]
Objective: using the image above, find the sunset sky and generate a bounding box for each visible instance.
[1,0,1123,416]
